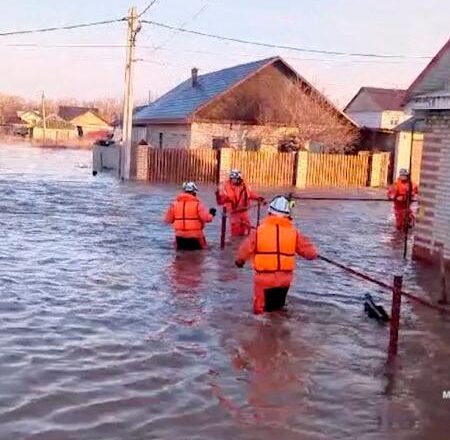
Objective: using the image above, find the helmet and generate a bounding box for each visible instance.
[268,195,292,217]
[182,181,199,194]
[229,169,242,181]
[399,168,409,178]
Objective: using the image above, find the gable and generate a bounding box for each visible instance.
[405,37,450,102]
[193,60,354,128]
[70,111,110,127]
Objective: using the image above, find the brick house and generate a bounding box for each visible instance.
[404,37,450,267]
[133,57,357,151]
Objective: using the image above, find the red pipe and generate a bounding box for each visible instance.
[318,255,450,314]
[388,275,403,360]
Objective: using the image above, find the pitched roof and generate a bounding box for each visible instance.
[36,114,76,130]
[344,87,407,113]
[394,116,427,132]
[404,37,450,103]
[134,57,276,123]
[58,106,99,121]
[134,57,355,126]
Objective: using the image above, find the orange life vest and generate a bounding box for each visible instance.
[253,217,297,273]
[173,197,203,232]
[223,181,250,210]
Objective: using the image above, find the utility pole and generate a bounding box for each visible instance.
[120,6,141,180]
[41,91,47,142]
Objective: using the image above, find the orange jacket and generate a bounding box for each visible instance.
[217,180,259,212]
[164,193,213,235]
[237,215,318,273]
[388,179,418,208]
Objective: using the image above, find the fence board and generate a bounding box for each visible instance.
[230,150,295,186]
[306,153,369,187]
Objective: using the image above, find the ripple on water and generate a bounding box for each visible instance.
[0,144,449,440]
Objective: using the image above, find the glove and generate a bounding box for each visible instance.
[257,197,267,206]
[235,259,245,268]
[209,207,217,217]
[395,195,405,202]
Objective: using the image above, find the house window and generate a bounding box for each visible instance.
[212,137,229,150]
[159,132,163,149]
[245,137,261,151]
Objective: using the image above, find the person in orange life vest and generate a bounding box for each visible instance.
[235,195,318,314]
[216,169,264,236]
[164,181,216,250]
[387,168,418,231]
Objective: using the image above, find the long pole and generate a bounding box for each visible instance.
[41,91,47,142]
[120,6,140,180]
[220,207,227,249]
[388,275,403,361]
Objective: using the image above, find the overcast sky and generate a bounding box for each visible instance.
[0,0,449,108]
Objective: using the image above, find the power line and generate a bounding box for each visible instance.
[142,20,432,60]
[139,0,160,18]
[0,18,125,37]
[152,0,212,52]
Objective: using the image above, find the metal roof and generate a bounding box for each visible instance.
[134,57,278,123]
[344,87,407,113]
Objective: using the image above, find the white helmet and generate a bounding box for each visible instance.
[268,195,292,217]
[229,169,242,180]
[182,181,199,194]
[399,168,409,177]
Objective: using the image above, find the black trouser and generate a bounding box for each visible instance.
[264,287,289,312]
[176,236,202,251]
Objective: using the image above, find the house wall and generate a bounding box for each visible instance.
[346,111,382,128]
[70,112,111,133]
[190,122,300,150]
[413,110,450,267]
[380,111,409,130]
[394,131,424,184]
[33,127,78,142]
[133,124,191,148]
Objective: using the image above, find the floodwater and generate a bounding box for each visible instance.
[0,143,449,440]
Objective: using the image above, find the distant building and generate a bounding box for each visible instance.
[344,87,410,153]
[33,114,78,142]
[17,110,42,127]
[58,106,112,138]
[405,37,450,267]
[133,57,356,151]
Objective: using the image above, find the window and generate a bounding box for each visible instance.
[159,132,163,149]
[245,137,261,151]
[212,137,229,150]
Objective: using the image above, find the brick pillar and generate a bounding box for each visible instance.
[218,148,232,183]
[370,153,382,187]
[135,145,150,181]
[295,151,308,188]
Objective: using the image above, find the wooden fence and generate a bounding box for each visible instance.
[134,146,390,188]
[306,153,370,187]
[145,148,218,183]
[230,150,295,186]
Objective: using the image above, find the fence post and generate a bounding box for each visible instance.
[388,275,403,361]
[218,148,232,184]
[369,153,382,187]
[135,145,150,181]
[220,207,227,249]
[295,151,309,189]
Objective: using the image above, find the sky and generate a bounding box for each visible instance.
[0,0,449,108]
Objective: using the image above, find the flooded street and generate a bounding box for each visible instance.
[1,143,449,440]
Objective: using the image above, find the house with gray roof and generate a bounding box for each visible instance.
[133,57,357,151]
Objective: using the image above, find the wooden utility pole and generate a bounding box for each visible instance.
[120,6,141,180]
[41,91,47,142]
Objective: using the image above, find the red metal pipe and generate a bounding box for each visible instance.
[220,206,227,249]
[388,275,403,360]
[318,255,450,314]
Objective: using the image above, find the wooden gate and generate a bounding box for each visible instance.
[306,153,370,187]
[230,150,295,186]
[146,149,218,183]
